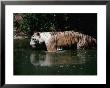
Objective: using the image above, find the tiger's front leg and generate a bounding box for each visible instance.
[46,43,57,52]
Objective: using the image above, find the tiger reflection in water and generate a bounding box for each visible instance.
[30,50,87,67]
[30,31,96,52]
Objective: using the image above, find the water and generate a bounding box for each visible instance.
[14,39,97,75]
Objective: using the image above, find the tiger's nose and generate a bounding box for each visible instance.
[36,41,39,44]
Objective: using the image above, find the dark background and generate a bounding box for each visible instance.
[14,13,97,38]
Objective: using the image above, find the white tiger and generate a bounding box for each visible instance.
[30,31,96,52]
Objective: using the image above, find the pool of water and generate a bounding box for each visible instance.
[14,39,97,75]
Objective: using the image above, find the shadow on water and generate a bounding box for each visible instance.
[14,39,97,75]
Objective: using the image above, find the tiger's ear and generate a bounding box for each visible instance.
[35,32,41,37]
[36,32,40,36]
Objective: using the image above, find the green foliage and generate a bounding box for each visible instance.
[14,13,70,35]
[14,13,97,38]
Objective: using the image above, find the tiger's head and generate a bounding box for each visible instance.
[30,32,51,48]
[30,32,45,48]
